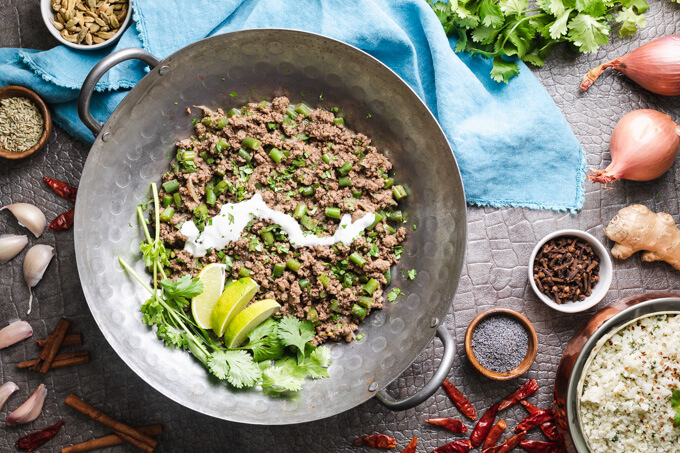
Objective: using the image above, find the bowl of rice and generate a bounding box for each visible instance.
[560,295,680,453]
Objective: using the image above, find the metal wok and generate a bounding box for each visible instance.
[74,29,466,424]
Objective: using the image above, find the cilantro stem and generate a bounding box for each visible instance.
[118,256,154,294]
[137,206,152,245]
[152,183,160,245]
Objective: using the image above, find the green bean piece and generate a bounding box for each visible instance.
[387,210,403,223]
[227,108,241,118]
[387,225,397,234]
[159,207,175,222]
[214,139,228,153]
[241,137,261,150]
[193,204,208,218]
[293,203,307,219]
[351,304,367,319]
[299,278,311,290]
[322,154,331,164]
[286,105,298,119]
[215,180,229,195]
[215,117,228,129]
[357,296,374,308]
[352,189,362,198]
[299,186,314,196]
[358,275,369,283]
[364,278,379,295]
[260,230,275,245]
[295,103,313,117]
[392,185,408,200]
[259,100,268,109]
[223,255,234,271]
[333,117,344,126]
[238,267,251,278]
[349,252,367,267]
[338,161,352,175]
[286,258,301,272]
[162,180,180,193]
[338,176,352,187]
[272,263,285,278]
[269,148,284,163]
[306,308,319,323]
[162,196,173,208]
[201,117,213,127]
[300,214,316,231]
[205,184,216,206]
[384,268,392,285]
[368,212,384,230]
[318,274,330,289]
[199,151,210,162]
[173,192,182,208]
[324,207,341,219]
[329,299,341,313]
[238,148,251,162]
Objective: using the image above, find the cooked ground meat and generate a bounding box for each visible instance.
[157,97,407,345]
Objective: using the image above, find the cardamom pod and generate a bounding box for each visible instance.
[49,17,65,31]
[85,32,93,45]
[61,0,67,9]
[83,16,94,23]
[92,36,105,44]
[96,30,116,39]
[65,18,77,28]
[76,27,88,44]
[75,3,86,11]
[108,14,119,29]
[94,17,105,26]
[88,23,100,32]
[87,0,96,10]
[63,9,73,21]
[51,2,61,12]
[115,5,127,21]
[99,12,109,26]
[104,5,114,15]
[57,12,65,23]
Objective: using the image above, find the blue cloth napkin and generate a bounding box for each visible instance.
[0,0,585,212]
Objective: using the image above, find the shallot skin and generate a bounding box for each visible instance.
[581,35,680,96]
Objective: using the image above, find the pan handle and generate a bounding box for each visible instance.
[78,48,161,136]
[375,325,455,411]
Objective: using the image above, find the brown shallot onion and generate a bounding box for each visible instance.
[587,110,680,185]
[580,35,680,96]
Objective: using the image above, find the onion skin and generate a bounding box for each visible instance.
[587,109,680,184]
[581,35,680,96]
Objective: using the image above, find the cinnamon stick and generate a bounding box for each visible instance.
[32,318,71,373]
[36,333,82,348]
[19,351,90,370]
[61,424,162,453]
[64,394,157,453]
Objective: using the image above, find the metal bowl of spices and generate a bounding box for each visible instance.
[464,308,538,381]
[529,229,613,313]
[0,85,51,160]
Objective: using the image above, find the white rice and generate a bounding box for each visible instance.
[579,313,680,452]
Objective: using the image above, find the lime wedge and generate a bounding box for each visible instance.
[211,277,260,337]
[191,263,226,330]
[224,299,281,348]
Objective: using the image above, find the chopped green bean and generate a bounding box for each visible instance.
[215,117,228,129]
[260,230,275,245]
[295,103,313,117]
[357,296,374,308]
[364,278,379,295]
[272,263,285,278]
[205,184,216,206]
[387,210,403,223]
[338,176,352,187]
[159,207,175,222]
[227,108,241,118]
[333,117,344,126]
[299,278,311,290]
[384,268,392,285]
[238,267,251,278]
[352,189,362,198]
[286,105,298,119]
[214,139,228,153]
[193,204,208,218]
[173,193,182,208]
[338,161,352,175]
[384,178,394,189]
[300,214,316,231]
[318,274,330,288]
[387,225,397,234]
[349,252,366,267]
[358,275,369,283]
[329,299,341,312]
[162,196,173,208]
[368,212,384,230]
[258,100,268,109]
[392,185,408,200]
[286,258,301,272]
[269,148,284,163]
[162,180,180,193]
[322,154,331,164]
[306,308,319,323]
[325,207,341,219]
[214,180,229,195]
[351,304,367,319]
[299,186,314,196]
[293,203,307,219]
[241,137,261,150]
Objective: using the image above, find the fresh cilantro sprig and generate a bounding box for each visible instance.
[430,0,653,82]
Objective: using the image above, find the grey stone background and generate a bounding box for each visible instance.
[1,1,679,452]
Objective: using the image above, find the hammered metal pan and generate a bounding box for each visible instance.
[74,29,466,424]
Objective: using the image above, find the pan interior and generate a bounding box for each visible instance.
[75,29,466,424]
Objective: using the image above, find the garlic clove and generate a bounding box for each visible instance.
[23,245,55,314]
[0,382,19,411]
[1,203,47,238]
[0,320,33,349]
[0,234,28,263]
[6,384,47,426]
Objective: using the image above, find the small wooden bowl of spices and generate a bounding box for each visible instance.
[465,308,538,380]
[528,229,613,313]
[0,85,51,160]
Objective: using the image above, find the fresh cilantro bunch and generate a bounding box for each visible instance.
[430,0,651,82]
[120,183,331,395]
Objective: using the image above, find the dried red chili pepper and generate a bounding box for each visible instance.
[519,440,563,453]
[498,431,527,453]
[498,379,539,411]
[401,437,418,453]
[482,419,507,449]
[432,439,473,453]
[425,417,468,433]
[16,420,64,451]
[442,379,476,420]
[43,177,78,203]
[49,208,74,231]
[353,434,397,449]
[469,402,500,447]
[520,401,563,442]
[516,409,555,432]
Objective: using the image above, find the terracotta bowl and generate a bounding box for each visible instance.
[0,85,52,160]
[464,308,538,381]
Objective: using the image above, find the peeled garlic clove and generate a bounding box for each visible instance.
[24,245,55,314]
[6,384,47,426]
[0,234,28,263]
[0,382,19,411]
[1,203,47,238]
[0,320,33,349]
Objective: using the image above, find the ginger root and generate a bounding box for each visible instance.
[604,204,680,270]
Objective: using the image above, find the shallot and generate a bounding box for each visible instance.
[23,244,55,314]
[1,203,47,238]
[0,382,19,410]
[581,35,680,96]
[6,384,47,426]
[0,234,28,263]
[588,109,680,185]
[0,320,33,349]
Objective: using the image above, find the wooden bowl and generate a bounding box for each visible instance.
[0,85,52,160]
[465,308,538,380]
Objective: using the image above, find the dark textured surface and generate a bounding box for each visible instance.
[1,1,679,452]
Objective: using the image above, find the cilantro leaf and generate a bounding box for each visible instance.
[567,14,610,53]
[548,9,574,39]
[407,269,417,280]
[490,56,520,83]
[499,0,528,16]
[575,0,605,16]
[208,350,261,388]
[479,0,505,27]
[303,346,332,379]
[241,319,285,361]
[261,365,305,396]
[277,316,316,363]
[160,275,203,299]
[157,325,186,349]
[387,288,404,302]
[615,6,646,37]
[539,0,568,17]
